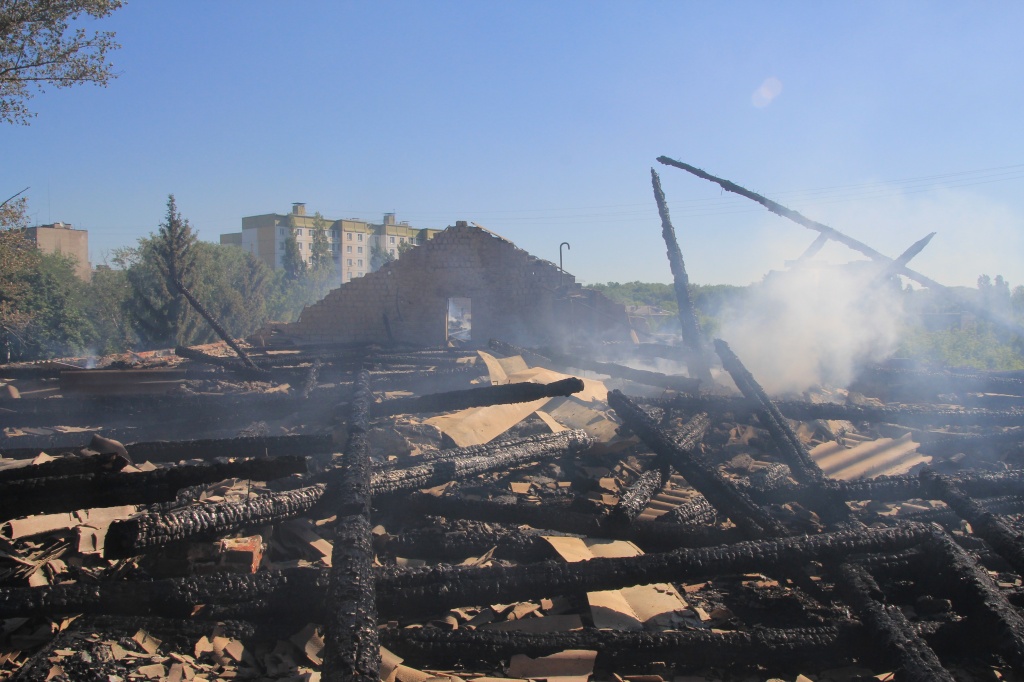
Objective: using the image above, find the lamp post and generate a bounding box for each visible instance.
[559,242,571,287]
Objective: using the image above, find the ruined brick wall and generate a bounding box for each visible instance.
[285,224,629,347]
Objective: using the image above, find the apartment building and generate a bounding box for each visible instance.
[22,222,91,281]
[221,204,439,282]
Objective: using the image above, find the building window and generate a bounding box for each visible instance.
[390,249,395,256]
[297,243,302,250]
[332,229,339,238]
[347,233,352,241]
[347,273,353,280]
[399,237,405,243]
[346,245,351,253]
[389,236,395,244]
[357,234,363,242]
[295,229,302,236]
[347,259,352,266]
[358,259,363,267]
[279,228,286,236]
[357,246,363,254]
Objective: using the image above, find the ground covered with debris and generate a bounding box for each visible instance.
[0,336,1023,682]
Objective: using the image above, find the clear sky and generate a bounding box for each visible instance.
[3,1,1022,288]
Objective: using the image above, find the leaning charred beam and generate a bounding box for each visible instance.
[103,485,326,558]
[0,455,308,520]
[380,623,860,671]
[608,391,787,538]
[657,156,1024,339]
[714,340,826,487]
[370,377,585,418]
[0,451,128,482]
[321,369,378,682]
[920,532,1024,669]
[174,345,270,380]
[371,430,592,495]
[376,524,930,618]
[658,393,1024,428]
[835,563,954,682]
[405,493,743,552]
[173,277,259,370]
[650,168,714,386]
[922,470,1024,575]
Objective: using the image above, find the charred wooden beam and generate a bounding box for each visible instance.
[609,411,709,525]
[608,391,787,538]
[489,339,701,393]
[656,494,717,526]
[376,524,931,618]
[0,451,128,482]
[922,470,1024,575]
[0,433,335,463]
[920,531,1024,669]
[608,469,664,524]
[650,168,714,386]
[370,377,585,418]
[714,340,826,486]
[371,430,591,495]
[103,484,326,558]
[321,369,378,682]
[658,393,1024,427]
[173,277,259,370]
[0,455,308,520]
[751,469,1024,507]
[835,563,954,682]
[0,392,299,430]
[0,566,329,620]
[405,492,743,552]
[657,156,1024,339]
[375,519,561,563]
[380,623,861,672]
[173,345,270,381]
[855,365,1024,400]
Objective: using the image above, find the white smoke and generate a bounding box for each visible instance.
[716,262,905,394]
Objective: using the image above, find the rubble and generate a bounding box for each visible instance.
[0,197,1023,681]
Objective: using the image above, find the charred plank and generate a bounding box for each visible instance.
[103,484,326,558]
[370,377,585,418]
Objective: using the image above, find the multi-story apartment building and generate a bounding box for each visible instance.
[221,204,438,282]
[22,222,91,280]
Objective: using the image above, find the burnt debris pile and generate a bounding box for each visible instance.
[0,160,1023,681]
[0,340,1022,681]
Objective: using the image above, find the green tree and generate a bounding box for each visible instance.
[83,264,134,355]
[1,0,124,125]
[309,212,333,275]
[281,227,305,281]
[123,195,204,348]
[370,244,395,272]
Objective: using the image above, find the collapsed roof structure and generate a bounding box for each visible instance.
[0,160,1022,682]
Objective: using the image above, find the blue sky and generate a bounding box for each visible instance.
[2,1,1022,287]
